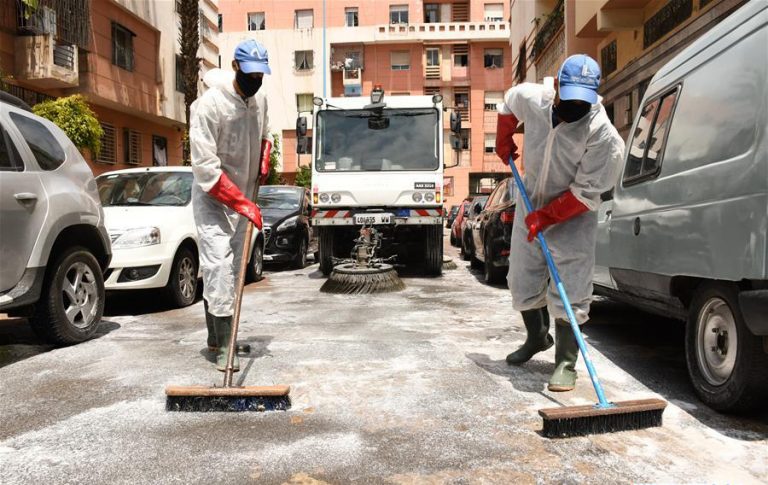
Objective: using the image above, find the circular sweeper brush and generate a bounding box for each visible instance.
[320,263,405,294]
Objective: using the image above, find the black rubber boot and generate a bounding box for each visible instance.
[506,307,554,365]
[548,319,579,392]
[213,316,240,372]
[203,300,218,352]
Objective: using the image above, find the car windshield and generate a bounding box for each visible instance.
[97,172,193,207]
[315,108,439,172]
[258,186,303,210]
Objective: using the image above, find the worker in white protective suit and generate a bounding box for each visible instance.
[496,54,625,391]
[190,39,273,371]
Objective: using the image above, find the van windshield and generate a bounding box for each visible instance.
[315,108,439,172]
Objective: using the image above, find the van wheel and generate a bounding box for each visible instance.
[167,247,198,308]
[30,247,104,345]
[318,228,334,276]
[424,225,443,276]
[685,282,768,411]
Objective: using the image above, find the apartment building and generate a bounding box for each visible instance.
[0,0,220,176]
[509,0,747,140]
[218,0,520,207]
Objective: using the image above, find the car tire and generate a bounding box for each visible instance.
[247,238,264,282]
[318,227,334,276]
[166,246,198,308]
[685,282,768,412]
[30,247,104,345]
[292,237,308,269]
[483,241,505,285]
[424,225,443,276]
[450,233,457,247]
[460,234,471,261]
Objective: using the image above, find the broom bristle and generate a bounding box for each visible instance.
[166,395,291,412]
[320,265,405,294]
[539,398,666,438]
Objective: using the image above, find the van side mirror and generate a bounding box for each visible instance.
[473,204,482,215]
[297,136,311,155]
[296,116,307,136]
[450,111,461,133]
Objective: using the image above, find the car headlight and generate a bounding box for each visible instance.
[112,227,161,249]
[319,193,330,203]
[412,192,423,203]
[331,193,341,203]
[276,215,299,232]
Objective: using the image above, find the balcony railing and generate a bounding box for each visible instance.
[17,0,91,50]
[425,65,440,80]
[0,83,54,107]
[530,0,564,62]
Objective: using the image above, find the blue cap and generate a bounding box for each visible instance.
[557,54,600,104]
[234,39,271,75]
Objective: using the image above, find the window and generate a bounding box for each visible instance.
[344,51,361,70]
[484,133,495,154]
[345,7,358,27]
[112,22,134,71]
[484,91,503,111]
[295,50,314,71]
[9,113,65,171]
[443,176,454,197]
[484,48,503,68]
[484,3,504,22]
[0,125,24,171]
[453,45,468,67]
[454,92,469,109]
[390,5,408,24]
[217,13,222,32]
[624,89,678,182]
[175,55,184,92]
[391,51,410,71]
[123,129,142,165]
[296,93,314,114]
[460,129,470,150]
[248,12,265,31]
[426,48,440,67]
[97,123,116,164]
[424,4,439,23]
[295,9,313,29]
[152,135,167,166]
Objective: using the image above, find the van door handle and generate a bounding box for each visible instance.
[14,192,38,203]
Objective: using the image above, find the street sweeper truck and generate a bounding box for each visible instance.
[297,87,458,276]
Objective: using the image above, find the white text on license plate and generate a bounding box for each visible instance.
[354,213,392,225]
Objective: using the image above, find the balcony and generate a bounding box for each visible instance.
[374,21,508,43]
[575,0,652,38]
[14,35,78,89]
[530,0,564,62]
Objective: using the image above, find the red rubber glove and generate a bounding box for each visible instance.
[259,139,272,185]
[495,113,520,165]
[525,190,588,242]
[208,172,263,229]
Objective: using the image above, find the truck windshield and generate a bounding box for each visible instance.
[315,108,439,172]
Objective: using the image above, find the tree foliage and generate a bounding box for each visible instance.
[294,164,311,188]
[33,95,103,157]
[265,133,285,186]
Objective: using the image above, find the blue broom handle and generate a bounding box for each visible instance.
[509,158,611,408]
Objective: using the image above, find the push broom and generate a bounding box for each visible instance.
[166,207,291,412]
[508,157,666,438]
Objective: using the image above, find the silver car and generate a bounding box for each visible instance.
[0,93,111,344]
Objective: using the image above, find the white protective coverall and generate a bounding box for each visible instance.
[190,77,270,317]
[498,82,624,323]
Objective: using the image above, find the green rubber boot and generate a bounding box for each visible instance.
[506,307,554,365]
[548,319,579,392]
[213,316,240,372]
[203,300,218,352]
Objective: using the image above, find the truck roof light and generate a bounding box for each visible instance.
[432,94,443,104]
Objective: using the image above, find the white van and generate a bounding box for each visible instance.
[594,1,767,412]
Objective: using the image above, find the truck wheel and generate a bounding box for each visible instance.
[166,246,198,308]
[483,241,505,285]
[685,282,768,412]
[318,227,334,276]
[424,225,443,276]
[30,247,104,345]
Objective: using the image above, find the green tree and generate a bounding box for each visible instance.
[294,164,311,188]
[33,95,103,158]
[265,134,285,185]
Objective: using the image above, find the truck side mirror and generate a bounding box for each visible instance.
[450,111,461,134]
[297,136,311,155]
[296,116,307,136]
[450,135,461,151]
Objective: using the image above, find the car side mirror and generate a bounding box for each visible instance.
[473,204,482,215]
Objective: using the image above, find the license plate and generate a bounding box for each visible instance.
[354,213,393,225]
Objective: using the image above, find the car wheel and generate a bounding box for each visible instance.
[424,225,443,276]
[30,247,104,344]
[319,227,334,276]
[292,237,308,269]
[450,233,457,247]
[167,246,198,308]
[247,238,264,282]
[685,282,768,411]
[483,241,505,285]
[460,235,471,261]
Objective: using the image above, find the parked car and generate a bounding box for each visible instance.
[258,185,317,269]
[96,167,265,308]
[449,199,471,247]
[593,0,767,412]
[459,195,489,262]
[0,93,111,344]
[470,178,516,285]
[445,205,460,229]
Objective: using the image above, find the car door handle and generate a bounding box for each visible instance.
[14,192,38,203]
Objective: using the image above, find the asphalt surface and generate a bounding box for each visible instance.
[1,238,767,484]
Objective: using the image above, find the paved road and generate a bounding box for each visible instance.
[1,241,766,484]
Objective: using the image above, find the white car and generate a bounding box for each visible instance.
[96,167,264,308]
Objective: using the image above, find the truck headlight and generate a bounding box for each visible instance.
[112,227,161,249]
[424,192,435,202]
[331,193,341,203]
[319,193,330,203]
[276,215,299,232]
[412,192,423,203]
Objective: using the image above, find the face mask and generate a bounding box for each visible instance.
[555,100,591,123]
[236,70,262,98]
